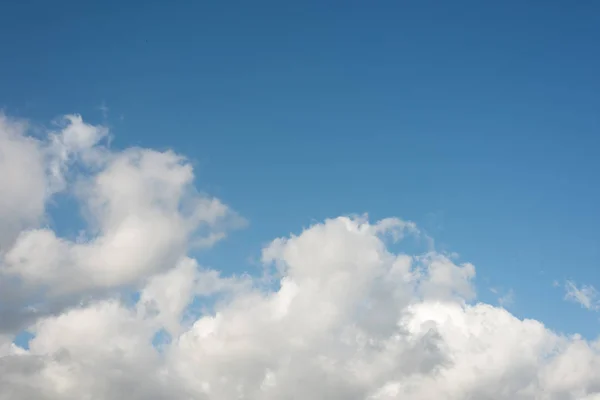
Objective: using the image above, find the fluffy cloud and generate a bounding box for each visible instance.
[0,113,241,333]
[0,115,47,250]
[1,113,600,399]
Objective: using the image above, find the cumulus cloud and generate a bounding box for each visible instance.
[0,113,241,333]
[0,114,47,250]
[1,113,600,399]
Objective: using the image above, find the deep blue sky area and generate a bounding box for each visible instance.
[1,1,599,336]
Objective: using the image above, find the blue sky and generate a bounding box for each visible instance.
[1,0,599,341]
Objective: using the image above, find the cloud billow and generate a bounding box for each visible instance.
[0,113,599,399]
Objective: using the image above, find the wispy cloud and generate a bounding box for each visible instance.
[564,280,600,311]
[98,101,109,120]
[499,289,515,307]
[490,287,515,308]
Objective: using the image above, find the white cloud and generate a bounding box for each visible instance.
[4,146,241,295]
[0,114,242,333]
[0,114,47,250]
[565,281,600,311]
[1,113,600,399]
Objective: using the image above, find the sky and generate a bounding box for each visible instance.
[1,1,600,399]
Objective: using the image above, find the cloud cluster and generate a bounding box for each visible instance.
[1,113,600,399]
